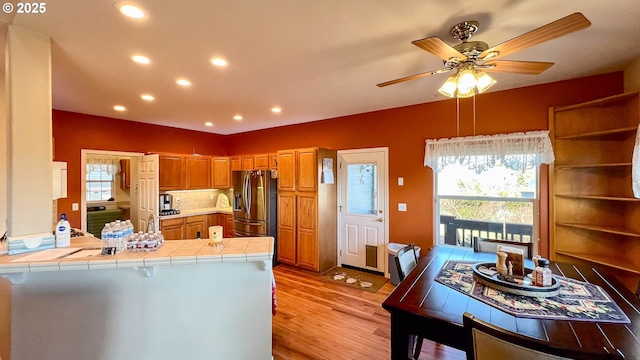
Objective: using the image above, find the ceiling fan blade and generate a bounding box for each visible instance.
[480,12,591,60]
[483,60,554,74]
[377,68,451,87]
[411,37,467,61]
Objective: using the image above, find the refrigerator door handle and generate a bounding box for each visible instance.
[234,219,261,226]
[246,173,252,217]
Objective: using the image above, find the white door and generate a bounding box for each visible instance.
[338,148,388,273]
[137,154,159,233]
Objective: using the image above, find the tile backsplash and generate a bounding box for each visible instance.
[164,189,233,211]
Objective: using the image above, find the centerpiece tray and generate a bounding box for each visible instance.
[472,262,561,297]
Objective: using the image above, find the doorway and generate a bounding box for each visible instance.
[337,148,388,274]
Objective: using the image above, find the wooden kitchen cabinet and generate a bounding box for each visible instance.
[254,154,269,170]
[550,91,640,291]
[185,155,210,190]
[225,214,234,238]
[269,153,278,170]
[277,192,297,265]
[242,155,254,170]
[159,154,185,191]
[160,217,185,240]
[230,156,241,171]
[276,148,337,272]
[119,159,130,189]
[185,215,207,239]
[277,150,296,191]
[211,157,231,189]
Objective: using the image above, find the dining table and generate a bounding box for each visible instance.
[382,246,640,360]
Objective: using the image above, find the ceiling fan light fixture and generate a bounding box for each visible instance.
[438,74,458,98]
[475,71,496,93]
[456,69,476,96]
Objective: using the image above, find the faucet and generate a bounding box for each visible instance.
[147,213,156,233]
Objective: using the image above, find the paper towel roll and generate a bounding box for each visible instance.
[208,226,223,244]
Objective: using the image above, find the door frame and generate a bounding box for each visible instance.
[80,149,144,232]
[336,147,389,276]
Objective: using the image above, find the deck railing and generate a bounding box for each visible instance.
[440,215,533,248]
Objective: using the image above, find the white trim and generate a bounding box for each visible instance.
[80,149,144,232]
[336,147,389,277]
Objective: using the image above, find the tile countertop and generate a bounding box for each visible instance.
[159,206,233,220]
[0,235,273,275]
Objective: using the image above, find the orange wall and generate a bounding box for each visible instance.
[52,111,227,226]
[52,73,623,256]
[224,72,623,256]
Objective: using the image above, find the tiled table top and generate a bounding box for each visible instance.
[0,236,273,274]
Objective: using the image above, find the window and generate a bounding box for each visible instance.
[86,157,119,202]
[424,131,554,249]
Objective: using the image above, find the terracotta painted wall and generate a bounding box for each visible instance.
[52,110,227,226]
[225,72,624,256]
[52,73,623,256]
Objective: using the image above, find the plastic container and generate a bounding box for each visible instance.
[55,213,71,247]
[388,243,421,285]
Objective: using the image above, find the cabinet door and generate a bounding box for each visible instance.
[254,154,269,170]
[159,155,185,191]
[269,153,278,170]
[277,192,296,264]
[242,155,254,170]
[277,150,296,191]
[230,156,241,171]
[160,218,185,240]
[297,148,317,192]
[296,193,318,270]
[224,214,234,238]
[207,213,224,227]
[120,159,131,189]
[211,157,231,188]
[186,156,211,189]
[185,215,207,239]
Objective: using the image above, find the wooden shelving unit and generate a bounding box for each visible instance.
[549,91,640,291]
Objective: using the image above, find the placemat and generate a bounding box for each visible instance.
[435,260,630,323]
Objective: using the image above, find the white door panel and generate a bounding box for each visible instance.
[137,154,159,233]
[338,148,388,273]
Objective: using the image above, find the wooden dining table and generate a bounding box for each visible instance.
[382,246,640,360]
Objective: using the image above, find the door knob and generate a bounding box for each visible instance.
[377,218,383,222]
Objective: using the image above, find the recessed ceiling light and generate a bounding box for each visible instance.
[233,115,243,121]
[132,55,150,64]
[271,106,282,113]
[176,79,191,87]
[210,57,228,67]
[141,94,154,101]
[205,122,214,127]
[115,3,146,19]
[113,105,126,112]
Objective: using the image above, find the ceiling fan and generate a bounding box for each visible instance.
[377,13,591,97]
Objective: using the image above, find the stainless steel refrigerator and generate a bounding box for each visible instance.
[232,170,278,264]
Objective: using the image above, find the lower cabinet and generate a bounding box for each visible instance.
[207,213,234,238]
[160,218,185,240]
[224,214,234,238]
[185,215,206,239]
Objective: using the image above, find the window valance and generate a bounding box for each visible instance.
[424,130,555,173]
[86,157,120,175]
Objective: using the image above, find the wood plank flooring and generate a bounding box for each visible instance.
[272,264,466,360]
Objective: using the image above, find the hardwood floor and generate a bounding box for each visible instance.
[272,264,466,360]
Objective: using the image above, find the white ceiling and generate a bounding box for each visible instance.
[5,1,640,134]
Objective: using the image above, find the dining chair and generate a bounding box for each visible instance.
[472,236,533,259]
[463,312,624,360]
[394,244,423,359]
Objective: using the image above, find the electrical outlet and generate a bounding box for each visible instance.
[176,197,181,203]
[210,194,214,200]
[398,203,407,212]
[72,203,79,211]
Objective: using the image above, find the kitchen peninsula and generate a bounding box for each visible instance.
[0,236,274,360]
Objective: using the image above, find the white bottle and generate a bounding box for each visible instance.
[101,222,111,241]
[55,213,71,247]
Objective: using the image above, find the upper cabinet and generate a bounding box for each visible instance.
[277,150,296,191]
[211,157,231,189]
[159,154,185,191]
[277,148,317,192]
[241,155,254,170]
[254,154,269,170]
[549,91,640,292]
[230,156,241,171]
[185,155,211,190]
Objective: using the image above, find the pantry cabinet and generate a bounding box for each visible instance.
[211,157,231,188]
[549,91,640,291]
[185,156,210,190]
[277,148,337,272]
[159,154,185,191]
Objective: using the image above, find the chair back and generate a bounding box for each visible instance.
[394,244,418,282]
[463,312,623,360]
[472,236,532,259]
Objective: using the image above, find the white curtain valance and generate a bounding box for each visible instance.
[86,157,120,175]
[424,130,555,173]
